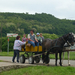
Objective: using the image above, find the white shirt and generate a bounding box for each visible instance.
[13,40,26,50]
[28,34,36,39]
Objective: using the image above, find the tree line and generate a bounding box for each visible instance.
[0,12,75,37]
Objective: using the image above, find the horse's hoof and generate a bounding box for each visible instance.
[68,63,70,66]
[59,62,62,66]
[55,63,57,66]
[60,64,62,66]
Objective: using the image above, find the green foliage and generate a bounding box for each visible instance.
[43,33,58,39]
[1,37,15,51]
[2,37,8,51]
[0,12,75,37]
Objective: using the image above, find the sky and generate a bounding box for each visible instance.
[0,0,75,20]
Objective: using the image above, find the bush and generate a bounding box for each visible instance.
[1,37,15,51]
[43,33,58,39]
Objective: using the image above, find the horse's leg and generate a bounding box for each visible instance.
[42,53,45,63]
[55,52,58,66]
[59,52,62,66]
[42,48,46,63]
[67,51,70,66]
[45,52,50,64]
[62,52,64,66]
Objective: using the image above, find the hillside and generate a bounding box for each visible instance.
[0,12,75,37]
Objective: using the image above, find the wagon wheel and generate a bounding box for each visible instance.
[45,56,50,64]
[20,55,25,63]
[34,56,40,63]
[28,56,34,64]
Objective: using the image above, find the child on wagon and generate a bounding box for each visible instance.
[36,33,42,45]
[22,34,28,42]
[22,34,28,50]
[40,33,44,42]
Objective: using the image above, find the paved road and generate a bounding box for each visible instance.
[0,56,75,67]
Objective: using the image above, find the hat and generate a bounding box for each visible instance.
[36,33,40,35]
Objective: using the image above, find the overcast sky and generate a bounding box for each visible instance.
[0,0,75,20]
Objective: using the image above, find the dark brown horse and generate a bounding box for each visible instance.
[42,33,74,66]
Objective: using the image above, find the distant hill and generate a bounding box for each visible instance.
[0,12,75,37]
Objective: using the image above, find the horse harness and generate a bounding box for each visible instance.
[46,36,71,53]
[62,37,71,46]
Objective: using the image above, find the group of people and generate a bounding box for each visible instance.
[22,29,44,47]
[12,29,44,63]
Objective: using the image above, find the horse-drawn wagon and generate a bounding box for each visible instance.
[19,43,43,64]
[20,32,75,66]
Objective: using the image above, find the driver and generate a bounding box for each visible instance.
[28,29,39,47]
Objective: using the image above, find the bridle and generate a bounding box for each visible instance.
[62,37,71,46]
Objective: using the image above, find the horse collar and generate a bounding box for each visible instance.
[62,37,66,42]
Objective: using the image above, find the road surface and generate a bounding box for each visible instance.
[0,56,75,67]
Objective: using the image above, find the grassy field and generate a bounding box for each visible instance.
[0,60,4,62]
[50,51,75,60]
[0,51,25,56]
[0,66,75,75]
[0,51,75,60]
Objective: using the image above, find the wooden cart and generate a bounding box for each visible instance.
[19,44,42,64]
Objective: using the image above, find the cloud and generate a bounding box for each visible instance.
[0,0,75,20]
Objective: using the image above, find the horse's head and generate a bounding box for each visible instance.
[67,33,74,46]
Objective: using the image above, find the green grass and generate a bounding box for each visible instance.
[0,60,4,62]
[0,51,75,60]
[50,52,75,60]
[0,66,75,75]
[0,51,25,56]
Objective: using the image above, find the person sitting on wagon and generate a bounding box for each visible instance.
[40,33,44,42]
[22,34,28,42]
[28,29,39,47]
[12,36,26,63]
[36,33,42,45]
[22,34,28,50]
